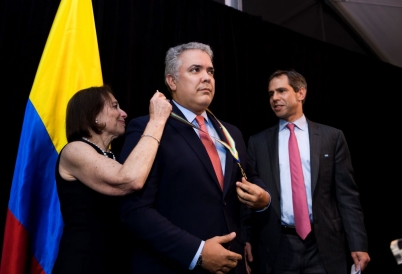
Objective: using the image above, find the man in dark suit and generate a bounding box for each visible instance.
[246,69,370,274]
[118,42,270,274]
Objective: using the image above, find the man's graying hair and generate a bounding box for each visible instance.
[164,42,214,91]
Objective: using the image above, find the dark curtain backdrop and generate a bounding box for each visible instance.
[2,0,401,273]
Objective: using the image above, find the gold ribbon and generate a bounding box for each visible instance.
[170,109,247,179]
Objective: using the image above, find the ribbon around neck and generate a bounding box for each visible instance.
[169,109,247,179]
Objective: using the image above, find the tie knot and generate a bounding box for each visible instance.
[196,115,205,126]
[286,123,295,131]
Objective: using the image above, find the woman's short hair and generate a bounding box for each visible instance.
[66,85,113,142]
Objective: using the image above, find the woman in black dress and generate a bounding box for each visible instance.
[52,85,171,274]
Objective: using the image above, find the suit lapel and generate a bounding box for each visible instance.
[169,105,222,191]
[308,120,320,194]
[267,124,281,193]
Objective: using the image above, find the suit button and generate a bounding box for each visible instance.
[223,201,227,206]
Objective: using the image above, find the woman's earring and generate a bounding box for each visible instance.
[95,119,98,124]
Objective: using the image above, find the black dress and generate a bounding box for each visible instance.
[52,139,129,274]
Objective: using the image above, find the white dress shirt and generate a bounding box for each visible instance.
[278,115,313,226]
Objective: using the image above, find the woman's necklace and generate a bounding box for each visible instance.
[82,137,116,160]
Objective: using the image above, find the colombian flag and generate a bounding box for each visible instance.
[0,0,103,273]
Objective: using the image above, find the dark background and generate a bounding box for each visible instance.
[2,0,401,273]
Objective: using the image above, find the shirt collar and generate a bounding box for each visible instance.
[279,114,307,132]
[172,100,208,123]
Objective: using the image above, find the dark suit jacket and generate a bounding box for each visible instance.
[119,103,267,274]
[246,119,368,274]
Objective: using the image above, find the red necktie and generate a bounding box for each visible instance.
[196,116,224,190]
[287,123,311,239]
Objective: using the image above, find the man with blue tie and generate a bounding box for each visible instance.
[118,42,270,274]
[246,69,370,274]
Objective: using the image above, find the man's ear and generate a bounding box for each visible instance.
[166,74,177,91]
[298,87,306,101]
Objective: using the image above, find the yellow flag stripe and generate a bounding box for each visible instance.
[29,0,103,153]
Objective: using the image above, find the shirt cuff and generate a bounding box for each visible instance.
[189,241,205,270]
[255,191,271,212]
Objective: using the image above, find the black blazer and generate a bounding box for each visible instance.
[119,103,267,274]
[247,119,368,274]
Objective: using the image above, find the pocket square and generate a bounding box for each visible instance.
[324,154,329,157]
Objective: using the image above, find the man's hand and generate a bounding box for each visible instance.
[236,177,270,210]
[351,251,370,271]
[245,242,253,274]
[201,232,242,273]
